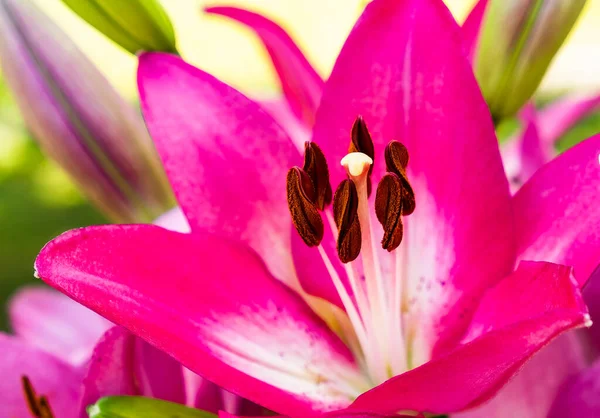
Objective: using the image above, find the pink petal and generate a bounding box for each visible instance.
[219,411,415,418]
[8,285,111,366]
[461,0,489,62]
[133,336,187,404]
[514,133,600,286]
[36,225,366,415]
[0,333,82,418]
[311,0,514,361]
[78,326,187,416]
[154,207,191,233]
[462,261,587,342]
[78,327,138,416]
[517,104,548,182]
[548,358,600,418]
[350,261,589,414]
[456,333,589,418]
[260,99,312,149]
[205,7,324,127]
[538,92,600,144]
[501,106,546,191]
[584,265,600,350]
[138,52,341,311]
[138,52,306,295]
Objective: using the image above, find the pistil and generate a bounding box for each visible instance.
[340,152,391,383]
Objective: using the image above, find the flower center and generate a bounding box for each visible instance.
[286,116,416,385]
[22,376,55,418]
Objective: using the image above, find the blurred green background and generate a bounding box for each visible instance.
[0,0,600,330]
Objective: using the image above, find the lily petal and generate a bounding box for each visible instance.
[461,0,489,62]
[78,325,186,416]
[584,264,600,350]
[455,333,589,418]
[514,133,600,286]
[205,7,324,127]
[8,285,111,366]
[79,327,138,416]
[501,103,548,189]
[350,261,589,414]
[548,358,600,418]
[311,0,514,361]
[138,52,305,294]
[0,333,82,418]
[134,337,187,404]
[154,207,191,233]
[36,225,366,415]
[218,412,414,418]
[260,99,312,149]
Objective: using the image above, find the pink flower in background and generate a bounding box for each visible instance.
[33,0,600,416]
[0,286,192,418]
[2,287,108,417]
[502,94,600,189]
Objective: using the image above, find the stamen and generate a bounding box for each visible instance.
[38,398,54,418]
[384,141,415,215]
[375,173,405,252]
[22,376,55,418]
[332,179,361,263]
[286,167,324,246]
[303,142,332,210]
[350,116,375,196]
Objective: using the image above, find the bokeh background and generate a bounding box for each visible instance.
[0,0,599,329]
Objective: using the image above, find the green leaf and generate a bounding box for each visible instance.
[87,396,217,418]
[61,0,178,54]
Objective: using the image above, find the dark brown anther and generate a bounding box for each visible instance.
[350,116,375,161]
[286,167,324,246]
[375,173,405,251]
[38,397,55,418]
[333,179,361,263]
[303,142,332,210]
[385,140,409,171]
[350,116,375,196]
[384,140,415,215]
[22,376,55,418]
[23,376,42,417]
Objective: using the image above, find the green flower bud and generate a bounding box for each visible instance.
[61,0,178,54]
[88,396,217,418]
[475,0,587,121]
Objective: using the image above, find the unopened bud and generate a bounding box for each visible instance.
[474,0,587,121]
[0,0,175,222]
[61,0,178,55]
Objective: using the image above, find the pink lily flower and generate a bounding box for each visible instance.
[0,285,194,418]
[33,0,597,416]
[2,286,108,417]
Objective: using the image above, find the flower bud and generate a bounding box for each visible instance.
[61,0,178,55]
[474,0,587,121]
[88,396,211,418]
[0,0,175,222]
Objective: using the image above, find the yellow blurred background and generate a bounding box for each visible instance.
[36,0,600,99]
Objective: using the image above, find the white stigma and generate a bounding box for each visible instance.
[341,152,373,177]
